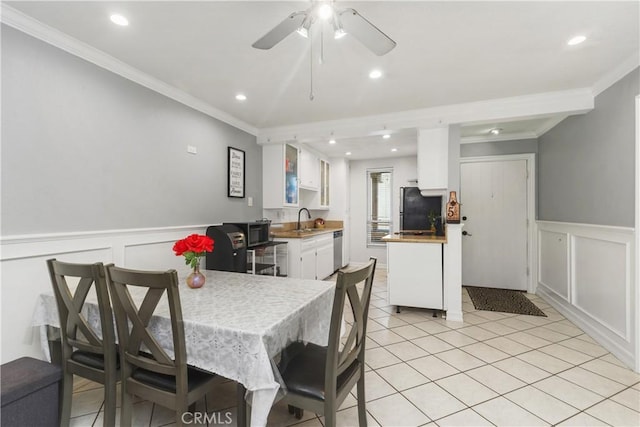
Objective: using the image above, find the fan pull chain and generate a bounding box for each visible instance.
[309,27,314,101]
[320,25,324,65]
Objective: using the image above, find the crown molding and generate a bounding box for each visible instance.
[535,115,568,137]
[461,132,538,145]
[592,53,639,98]
[257,89,594,144]
[0,4,259,136]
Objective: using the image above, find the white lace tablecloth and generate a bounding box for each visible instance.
[33,269,335,427]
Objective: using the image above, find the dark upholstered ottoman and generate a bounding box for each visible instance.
[1,356,62,427]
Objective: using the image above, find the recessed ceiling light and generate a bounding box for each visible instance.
[110,14,129,26]
[567,35,586,46]
[391,148,398,152]
[235,94,247,101]
[382,134,391,139]
[369,69,383,79]
[345,152,352,156]
[329,139,336,144]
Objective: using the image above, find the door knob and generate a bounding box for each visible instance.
[462,216,467,221]
[462,231,472,236]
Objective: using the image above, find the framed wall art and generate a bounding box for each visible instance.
[228,147,245,198]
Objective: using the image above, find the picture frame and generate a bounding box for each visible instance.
[227,147,245,198]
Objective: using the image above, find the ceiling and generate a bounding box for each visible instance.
[4,1,639,159]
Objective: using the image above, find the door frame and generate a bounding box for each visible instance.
[460,153,537,293]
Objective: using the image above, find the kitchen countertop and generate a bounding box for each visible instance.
[382,231,447,244]
[271,228,342,239]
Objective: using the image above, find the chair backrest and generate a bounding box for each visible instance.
[46,259,116,360]
[325,257,377,388]
[106,266,187,382]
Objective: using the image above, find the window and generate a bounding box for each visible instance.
[367,169,392,246]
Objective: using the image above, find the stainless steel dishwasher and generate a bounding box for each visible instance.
[333,230,343,272]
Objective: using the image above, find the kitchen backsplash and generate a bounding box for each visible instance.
[262,208,329,224]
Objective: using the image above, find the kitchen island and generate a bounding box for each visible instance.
[382,224,463,322]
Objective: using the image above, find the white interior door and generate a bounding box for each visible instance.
[461,159,528,290]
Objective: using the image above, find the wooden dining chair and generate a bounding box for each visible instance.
[46,259,119,427]
[105,265,217,427]
[277,257,377,427]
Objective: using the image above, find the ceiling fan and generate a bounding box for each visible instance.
[252,1,396,56]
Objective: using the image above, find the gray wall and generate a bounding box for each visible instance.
[1,25,262,235]
[538,68,638,227]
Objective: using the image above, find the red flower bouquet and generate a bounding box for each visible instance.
[173,234,214,269]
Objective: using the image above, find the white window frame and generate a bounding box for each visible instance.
[366,168,393,247]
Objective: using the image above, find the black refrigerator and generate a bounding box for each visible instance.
[399,187,444,234]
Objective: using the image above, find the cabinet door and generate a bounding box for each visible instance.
[299,148,319,190]
[388,242,443,309]
[316,243,334,280]
[320,160,330,207]
[301,249,316,279]
[284,144,299,206]
[417,128,448,191]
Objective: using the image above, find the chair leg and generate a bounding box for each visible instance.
[288,404,295,414]
[119,383,133,427]
[59,371,73,427]
[237,383,249,427]
[357,375,367,427]
[324,410,336,427]
[102,376,117,426]
[294,407,304,420]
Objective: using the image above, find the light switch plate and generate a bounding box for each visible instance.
[187,145,197,154]
[247,197,253,207]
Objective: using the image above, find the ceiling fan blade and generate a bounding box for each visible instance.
[252,11,306,50]
[338,8,396,56]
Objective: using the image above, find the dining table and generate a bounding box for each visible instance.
[32,268,336,427]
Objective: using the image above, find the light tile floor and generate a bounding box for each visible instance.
[71,267,640,426]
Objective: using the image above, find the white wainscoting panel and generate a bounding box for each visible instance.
[0,225,207,364]
[573,236,629,340]
[538,230,569,300]
[536,221,637,372]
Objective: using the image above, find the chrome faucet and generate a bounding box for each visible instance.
[297,208,311,230]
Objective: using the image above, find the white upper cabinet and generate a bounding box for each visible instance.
[263,143,299,208]
[320,159,330,208]
[299,147,320,190]
[417,127,449,193]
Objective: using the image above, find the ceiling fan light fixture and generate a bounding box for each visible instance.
[296,15,312,38]
[235,93,247,101]
[329,138,336,144]
[317,4,334,21]
[334,28,347,39]
[382,133,391,139]
[369,69,383,79]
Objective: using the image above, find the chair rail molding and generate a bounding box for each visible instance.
[536,220,637,372]
[0,224,209,364]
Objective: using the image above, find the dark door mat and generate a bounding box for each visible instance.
[465,286,547,317]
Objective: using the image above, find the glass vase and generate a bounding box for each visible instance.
[186,259,206,289]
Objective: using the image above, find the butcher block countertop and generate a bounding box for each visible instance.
[382,230,447,244]
[271,228,341,239]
